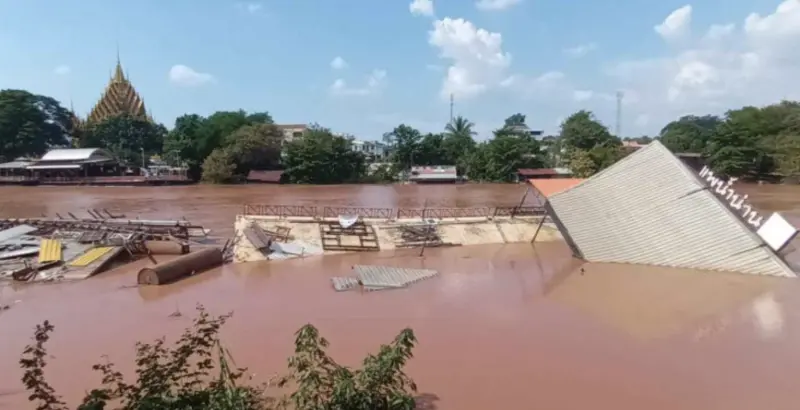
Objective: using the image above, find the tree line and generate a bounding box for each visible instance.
[2,87,800,184]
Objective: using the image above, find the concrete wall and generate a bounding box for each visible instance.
[233,215,562,263]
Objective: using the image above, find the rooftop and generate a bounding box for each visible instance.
[39,148,116,163]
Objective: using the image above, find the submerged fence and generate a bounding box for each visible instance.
[243,204,545,219]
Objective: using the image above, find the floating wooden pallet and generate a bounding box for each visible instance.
[319,221,380,252]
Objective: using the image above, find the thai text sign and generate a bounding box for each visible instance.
[698,166,763,228]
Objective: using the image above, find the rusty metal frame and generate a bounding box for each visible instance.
[323,207,394,219]
[242,203,546,220]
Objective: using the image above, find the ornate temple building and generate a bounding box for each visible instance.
[70,57,151,144]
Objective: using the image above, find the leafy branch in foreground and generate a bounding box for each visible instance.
[20,306,419,410]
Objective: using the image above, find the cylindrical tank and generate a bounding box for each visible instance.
[137,247,223,286]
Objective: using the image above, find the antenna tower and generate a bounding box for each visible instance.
[449,93,454,123]
[615,91,623,137]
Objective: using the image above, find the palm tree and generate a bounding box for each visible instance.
[444,116,476,139]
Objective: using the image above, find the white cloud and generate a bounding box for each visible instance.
[428,17,512,99]
[168,65,215,87]
[602,0,800,134]
[475,0,521,11]
[53,65,70,75]
[573,90,593,102]
[330,69,387,96]
[330,56,348,70]
[704,23,735,41]
[409,0,434,16]
[654,5,692,40]
[236,2,262,14]
[563,43,597,58]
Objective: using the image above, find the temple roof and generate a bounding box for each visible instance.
[85,57,149,124]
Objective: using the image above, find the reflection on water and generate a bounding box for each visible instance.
[1,184,800,409]
[751,293,785,340]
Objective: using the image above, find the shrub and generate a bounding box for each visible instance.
[19,306,418,410]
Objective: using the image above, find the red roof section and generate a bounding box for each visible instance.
[518,168,559,176]
[527,178,586,198]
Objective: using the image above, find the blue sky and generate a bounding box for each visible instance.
[2,0,799,140]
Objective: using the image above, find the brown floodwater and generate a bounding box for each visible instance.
[1,183,800,409]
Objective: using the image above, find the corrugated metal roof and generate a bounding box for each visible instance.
[0,160,33,169]
[39,148,113,162]
[547,141,795,277]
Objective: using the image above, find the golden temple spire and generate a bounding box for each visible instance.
[84,52,149,125]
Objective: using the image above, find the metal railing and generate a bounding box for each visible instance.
[243,204,544,219]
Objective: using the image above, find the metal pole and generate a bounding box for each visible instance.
[615,91,623,138]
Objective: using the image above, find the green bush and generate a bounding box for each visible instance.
[20,306,418,410]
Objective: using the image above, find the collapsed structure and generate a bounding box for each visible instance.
[531,141,797,277]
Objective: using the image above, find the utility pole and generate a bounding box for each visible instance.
[615,91,623,138]
[449,93,454,123]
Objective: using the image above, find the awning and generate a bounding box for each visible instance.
[26,164,82,170]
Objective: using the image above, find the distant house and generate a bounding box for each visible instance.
[517,168,572,181]
[0,157,36,183]
[409,166,459,184]
[28,148,120,177]
[277,124,307,143]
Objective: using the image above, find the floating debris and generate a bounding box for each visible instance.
[332,265,439,292]
[0,208,216,284]
[331,277,360,291]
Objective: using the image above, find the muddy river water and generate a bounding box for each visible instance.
[1,184,800,409]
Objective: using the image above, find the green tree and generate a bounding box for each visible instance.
[504,113,526,127]
[0,89,72,160]
[201,148,236,184]
[199,110,273,163]
[659,115,720,153]
[20,306,419,410]
[442,116,477,166]
[559,110,620,177]
[80,113,166,166]
[705,106,775,178]
[224,123,283,177]
[415,133,447,165]
[384,125,422,171]
[283,125,367,184]
[568,149,597,178]
[558,110,616,152]
[465,128,544,182]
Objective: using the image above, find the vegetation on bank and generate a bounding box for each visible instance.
[3,87,800,184]
[19,306,419,410]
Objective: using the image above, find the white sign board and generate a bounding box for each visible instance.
[756,213,798,252]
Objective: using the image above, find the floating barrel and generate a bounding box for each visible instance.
[137,247,223,286]
[144,240,190,255]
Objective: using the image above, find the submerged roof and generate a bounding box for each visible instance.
[546,141,795,277]
[39,148,115,162]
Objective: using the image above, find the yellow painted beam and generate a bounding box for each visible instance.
[68,247,116,267]
[38,239,63,263]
